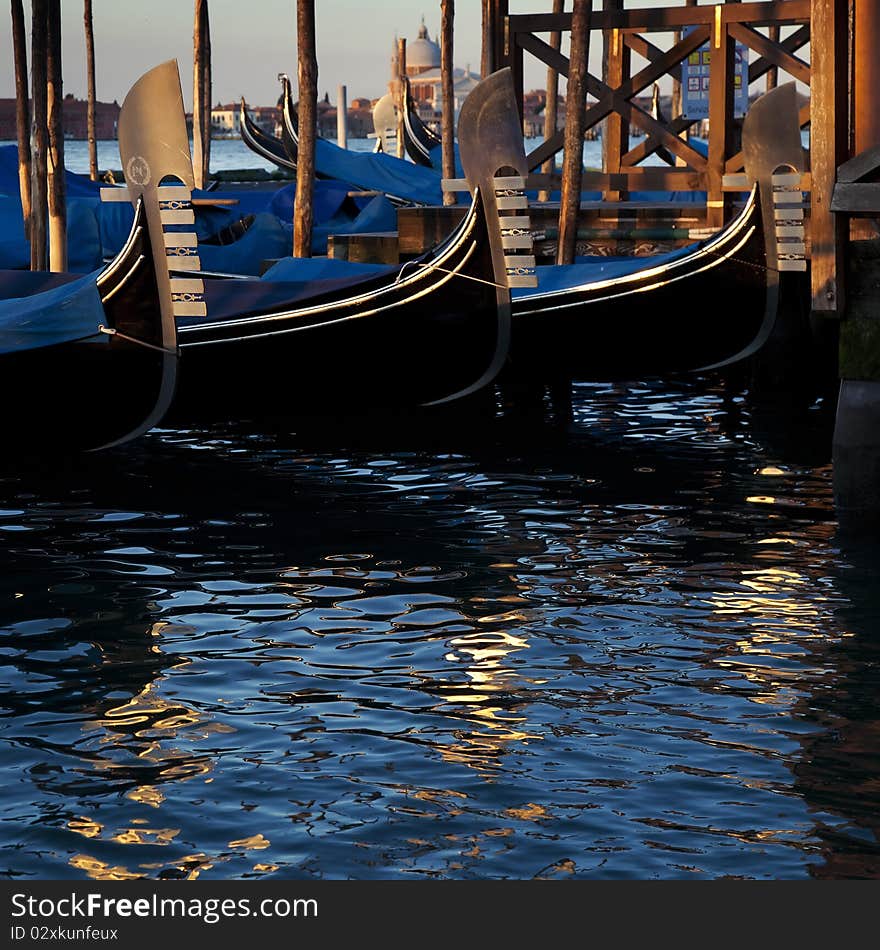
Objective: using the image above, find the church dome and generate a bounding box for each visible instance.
[407,20,440,71]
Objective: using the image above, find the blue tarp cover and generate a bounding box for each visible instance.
[0,269,105,354]
[512,244,699,299]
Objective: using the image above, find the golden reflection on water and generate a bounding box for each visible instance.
[705,524,842,705]
[435,622,539,773]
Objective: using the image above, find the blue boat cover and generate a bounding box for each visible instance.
[196,213,291,276]
[512,244,699,299]
[314,138,444,205]
[0,269,105,354]
[260,255,394,282]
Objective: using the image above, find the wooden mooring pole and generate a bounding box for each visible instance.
[11,0,31,239]
[293,0,317,258]
[336,84,348,148]
[539,0,564,203]
[557,0,591,266]
[832,0,879,516]
[84,0,98,180]
[192,0,212,190]
[441,0,456,206]
[489,0,509,74]
[480,0,492,78]
[47,0,66,272]
[602,1,629,201]
[811,0,848,319]
[396,37,407,159]
[30,0,48,272]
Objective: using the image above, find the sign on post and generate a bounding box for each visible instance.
[681,28,749,120]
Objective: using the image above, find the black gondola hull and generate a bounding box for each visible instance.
[0,205,171,452]
[507,193,786,380]
[167,191,503,418]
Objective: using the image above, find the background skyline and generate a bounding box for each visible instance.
[0,1,598,109]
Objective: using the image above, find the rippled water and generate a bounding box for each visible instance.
[1,379,878,880]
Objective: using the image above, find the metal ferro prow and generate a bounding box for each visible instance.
[696,81,808,373]
[741,81,807,276]
[424,69,536,406]
[97,60,195,447]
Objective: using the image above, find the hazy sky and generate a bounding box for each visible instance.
[0,1,595,109]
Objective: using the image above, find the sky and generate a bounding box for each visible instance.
[0,0,588,109]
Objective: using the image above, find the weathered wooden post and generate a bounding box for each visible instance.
[480,0,492,78]
[706,3,735,229]
[47,0,66,272]
[84,0,98,180]
[396,37,407,159]
[602,0,629,201]
[766,26,779,91]
[30,0,48,271]
[832,0,880,516]
[192,0,212,190]
[11,0,31,238]
[539,0,564,203]
[441,0,456,206]
[293,0,317,258]
[671,0,696,164]
[557,0,591,266]
[336,84,348,148]
[493,0,510,74]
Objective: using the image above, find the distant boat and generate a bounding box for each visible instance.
[239,96,296,172]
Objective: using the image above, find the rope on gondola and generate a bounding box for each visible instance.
[395,258,510,291]
[98,325,177,355]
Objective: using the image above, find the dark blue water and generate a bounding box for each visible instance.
[1,379,878,880]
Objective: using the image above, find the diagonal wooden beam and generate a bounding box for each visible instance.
[622,115,699,166]
[527,130,566,170]
[619,98,709,169]
[516,30,570,76]
[581,24,709,129]
[749,23,809,83]
[728,22,810,85]
[623,32,690,85]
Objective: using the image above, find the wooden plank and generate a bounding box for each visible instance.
[507,2,810,34]
[810,0,847,316]
[830,183,880,215]
[728,22,810,85]
[837,144,880,183]
[580,168,705,190]
[328,231,399,264]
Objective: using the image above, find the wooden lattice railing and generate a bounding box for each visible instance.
[500,1,812,226]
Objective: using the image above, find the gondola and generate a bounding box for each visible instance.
[239,97,296,172]
[401,77,442,167]
[504,81,806,381]
[0,61,189,451]
[124,62,515,419]
[279,73,445,206]
[231,73,804,389]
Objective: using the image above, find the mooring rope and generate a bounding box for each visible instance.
[98,325,177,356]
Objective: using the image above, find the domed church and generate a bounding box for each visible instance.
[391,18,481,122]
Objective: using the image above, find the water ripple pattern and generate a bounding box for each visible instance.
[1,379,878,880]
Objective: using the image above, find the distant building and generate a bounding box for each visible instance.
[0,94,119,140]
[210,102,240,137]
[391,19,481,127]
